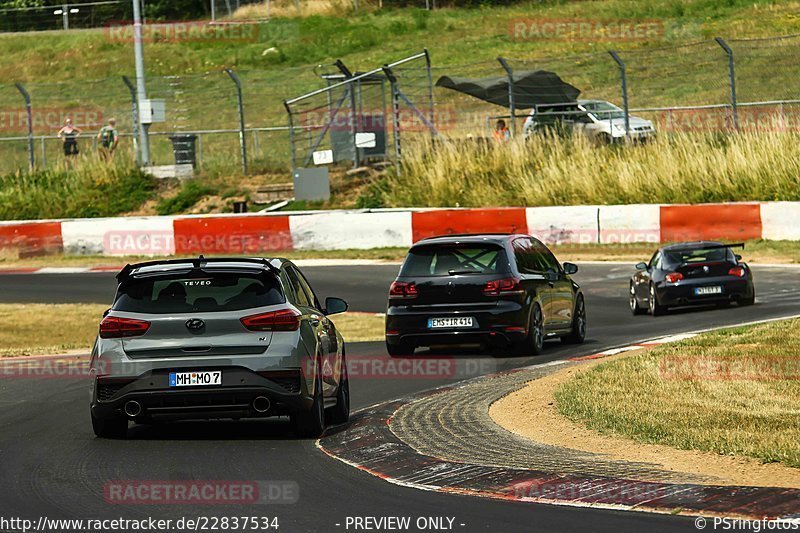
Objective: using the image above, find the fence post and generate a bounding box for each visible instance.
[211,0,216,22]
[715,37,739,132]
[121,76,140,165]
[497,56,516,137]
[334,59,360,168]
[62,4,69,30]
[284,101,297,171]
[608,50,630,141]
[424,48,436,139]
[382,65,402,168]
[224,68,248,174]
[14,83,34,171]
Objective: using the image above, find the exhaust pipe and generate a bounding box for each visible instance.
[124,400,142,418]
[252,396,271,414]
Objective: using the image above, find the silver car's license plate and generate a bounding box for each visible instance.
[169,371,222,387]
[695,286,723,295]
[428,317,474,329]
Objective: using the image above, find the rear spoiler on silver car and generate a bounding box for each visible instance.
[116,256,280,282]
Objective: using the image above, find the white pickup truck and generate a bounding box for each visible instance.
[522,99,656,143]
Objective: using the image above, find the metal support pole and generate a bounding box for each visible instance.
[335,59,360,168]
[715,37,739,132]
[41,137,47,168]
[284,101,297,171]
[14,83,34,171]
[62,4,69,30]
[121,75,140,165]
[224,68,248,174]
[424,48,436,139]
[609,50,630,141]
[497,56,516,137]
[211,0,216,22]
[382,66,402,168]
[132,0,151,165]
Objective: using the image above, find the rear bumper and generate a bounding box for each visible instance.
[385,301,528,348]
[657,277,754,307]
[91,366,310,421]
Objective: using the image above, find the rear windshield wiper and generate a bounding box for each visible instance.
[448,269,483,275]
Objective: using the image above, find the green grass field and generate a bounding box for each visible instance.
[555,318,800,468]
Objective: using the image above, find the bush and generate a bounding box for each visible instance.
[0,159,154,220]
[156,179,213,215]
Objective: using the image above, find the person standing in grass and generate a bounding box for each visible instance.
[97,118,119,160]
[493,119,511,142]
[57,117,82,167]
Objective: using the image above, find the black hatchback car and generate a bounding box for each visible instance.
[385,234,586,356]
[630,241,755,316]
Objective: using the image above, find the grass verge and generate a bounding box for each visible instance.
[0,305,383,357]
[555,318,800,468]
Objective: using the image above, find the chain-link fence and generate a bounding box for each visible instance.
[283,51,435,169]
[3,33,800,175]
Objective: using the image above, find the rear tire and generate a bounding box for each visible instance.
[328,357,350,425]
[386,341,414,357]
[739,292,755,306]
[649,283,667,316]
[630,282,646,315]
[515,303,544,355]
[91,411,128,439]
[561,295,586,345]
[293,367,325,438]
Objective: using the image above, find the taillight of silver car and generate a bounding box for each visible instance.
[99,316,151,338]
[240,309,301,331]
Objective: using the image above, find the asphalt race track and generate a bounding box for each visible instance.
[0,264,798,532]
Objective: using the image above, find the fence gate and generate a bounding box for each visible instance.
[283,51,437,171]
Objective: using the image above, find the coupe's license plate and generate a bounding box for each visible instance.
[428,317,474,329]
[695,286,723,295]
[169,371,222,387]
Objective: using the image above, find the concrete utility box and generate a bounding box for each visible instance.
[293,167,330,202]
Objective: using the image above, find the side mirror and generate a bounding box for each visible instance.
[635,262,648,271]
[324,297,348,316]
[563,262,578,275]
[735,254,742,261]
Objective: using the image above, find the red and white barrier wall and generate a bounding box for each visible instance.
[0,202,797,257]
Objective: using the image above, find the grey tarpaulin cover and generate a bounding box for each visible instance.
[435,70,581,109]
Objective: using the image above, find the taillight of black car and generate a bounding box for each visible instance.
[389,281,418,299]
[728,266,746,277]
[483,277,523,296]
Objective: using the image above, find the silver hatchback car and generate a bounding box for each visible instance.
[89,257,349,439]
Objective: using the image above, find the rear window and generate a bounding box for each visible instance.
[400,244,507,277]
[113,273,284,314]
[663,247,735,267]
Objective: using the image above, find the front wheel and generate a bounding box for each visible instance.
[91,411,128,439]
[328,357,350,425]
[630,282,647,315]
[561,295,586,344]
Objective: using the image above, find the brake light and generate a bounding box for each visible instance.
[483,277,522,296]
[99,316,151,339]
[665,272,684,283]
[389,281,418,299]
[728,267,745,277]
[241,309,300,332]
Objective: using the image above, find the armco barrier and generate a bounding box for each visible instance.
[0,202,793,257]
